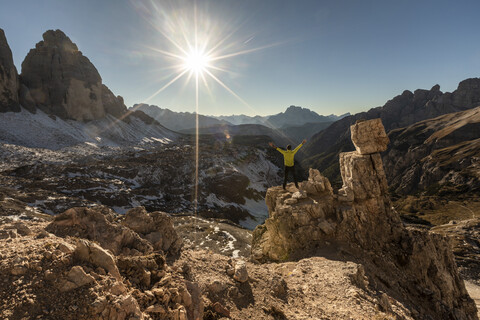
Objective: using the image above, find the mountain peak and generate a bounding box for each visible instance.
[285,105,318,115]
[41,29,78,51]
[17,29,131,121]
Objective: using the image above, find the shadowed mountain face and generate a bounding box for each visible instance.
[19,29,127,121]
[384,106,480,196]
[0,29,20,112]
[302,79,480,186]
[0,28,177,148]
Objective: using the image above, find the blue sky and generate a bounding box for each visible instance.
[1,0,480,116]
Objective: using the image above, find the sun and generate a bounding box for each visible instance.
[183,49,210,74]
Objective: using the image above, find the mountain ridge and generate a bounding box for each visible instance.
[302,79,480,185]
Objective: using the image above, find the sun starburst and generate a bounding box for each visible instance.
[129,0,289,231]
[183,48,211,75]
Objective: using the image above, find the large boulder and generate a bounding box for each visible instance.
[20,29,126,121]
[0,28,20,112]
[350,118,389,154]
[122,207,182,256]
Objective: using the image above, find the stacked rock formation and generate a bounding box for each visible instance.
[338,118,389,201]
[0,29,20,112]
[252,118,478,319]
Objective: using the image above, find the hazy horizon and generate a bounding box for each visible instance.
[1,0,480,117]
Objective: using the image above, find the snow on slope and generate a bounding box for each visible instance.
[204,149,282,228]
[0,108,178,150]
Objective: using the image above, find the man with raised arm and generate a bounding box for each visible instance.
[269,139,307,190]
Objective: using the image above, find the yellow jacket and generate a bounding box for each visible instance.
[276,143,304,167]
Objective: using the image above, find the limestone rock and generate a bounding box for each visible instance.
[59,265,95,292]
[0,28,20,112]
[20,29,127,121]
[299,168,333,196]
[185,281,204,320]
[116,253,165,288]
[452,78,480,109]
[350,118,389,154]
[12,222,32,236]
[339,152,388,201]
[212,302,230,318]
[233,260,248,283]
[123,206,182,255]
[74,238,121,280]
[101,84,127,118]
[46,206,153,255]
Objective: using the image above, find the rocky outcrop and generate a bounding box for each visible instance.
[101,84,127,118]
[0,28,20,112]
[19,29,126,121]
[252,118,478,319]
[122,206,183,256]
[0,216,202,320]
[45,206,154,255]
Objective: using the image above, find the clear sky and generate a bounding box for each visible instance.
[1,0,480,116]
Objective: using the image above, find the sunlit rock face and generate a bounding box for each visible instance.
[252,118,478,320]
[20,29,125,121]
[350,118,389,155]
[0,28,20,112]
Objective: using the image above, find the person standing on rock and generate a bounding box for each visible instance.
[269,140,306,190]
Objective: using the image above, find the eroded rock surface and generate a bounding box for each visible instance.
[0,213,201,320]
[252,118,478,320]
[45,206,153,256]
[350,118,389,154]
[123,206,183,256]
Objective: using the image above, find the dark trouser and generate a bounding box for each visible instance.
[283,165,298,189]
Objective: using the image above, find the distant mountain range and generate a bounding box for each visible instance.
[132,103,229,132]
[211,114,268,126]
[211,106,349,128]
[134,104,349,132]
[134,104,349,144]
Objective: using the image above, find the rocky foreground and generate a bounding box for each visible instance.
[0,118,479,320]
[0,208,415,320]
